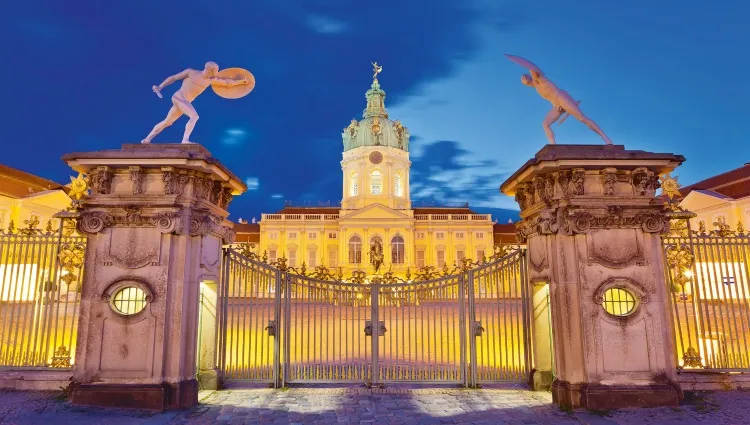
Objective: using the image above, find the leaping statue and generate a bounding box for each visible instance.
[142,61,255,144]
[505,54,613,145]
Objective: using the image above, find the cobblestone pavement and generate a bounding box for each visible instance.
[1,386,749,425]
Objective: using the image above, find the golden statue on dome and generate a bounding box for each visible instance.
[372,62,383,83]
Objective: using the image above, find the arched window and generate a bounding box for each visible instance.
[394,173,402,197]
[391,235,405,264]
[348,235,362,264]
[370,170,382,195]
[350,173,359,196]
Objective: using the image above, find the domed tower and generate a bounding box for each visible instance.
[341,64,411,210]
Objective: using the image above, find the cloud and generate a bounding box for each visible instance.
[409,139,512,206]
[222,128,248,146]
[305,15,348,34]
[271,194,284,199]
[244,177,260,190]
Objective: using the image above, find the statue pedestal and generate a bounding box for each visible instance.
[63,143,245,411]
[501,145,685,409]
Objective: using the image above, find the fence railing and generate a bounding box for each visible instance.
[664,217,750,372]
[0,218,85,369]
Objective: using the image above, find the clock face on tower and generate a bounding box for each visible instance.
[369,151,383,164]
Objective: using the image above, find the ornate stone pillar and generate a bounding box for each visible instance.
[501,145,684,409]
[64,144,245,411]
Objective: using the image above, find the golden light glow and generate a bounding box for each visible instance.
[601,288,636,317]
[111,287,147,315]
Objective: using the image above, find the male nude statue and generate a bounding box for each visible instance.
[142,61,249,144]
[507,55,613,145]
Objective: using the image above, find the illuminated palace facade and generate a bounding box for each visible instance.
[235,75,516,275]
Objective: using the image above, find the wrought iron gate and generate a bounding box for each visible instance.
[218,248,530,387]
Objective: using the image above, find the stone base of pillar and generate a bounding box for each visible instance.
[197,368,220,390]
[70,379,198,411]
[552,379,681,409]
[530,369,554,391]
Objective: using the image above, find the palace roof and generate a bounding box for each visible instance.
[678,163,750,200]
[0,164,67,199]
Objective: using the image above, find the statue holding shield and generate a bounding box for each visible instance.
[505,54,613,145]
[142,61,255,144]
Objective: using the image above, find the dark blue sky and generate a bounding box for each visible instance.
[2,1,747,222]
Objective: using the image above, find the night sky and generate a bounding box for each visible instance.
[2,1,748,222]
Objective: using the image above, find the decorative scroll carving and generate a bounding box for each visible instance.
[162,170,190,196]
[190,211,234,243]
[218,187,233,210]
[90,166,113,195]
[536,209,559,235]
[77,208,182,235]
[562,209,668,235]
[544,174,555,201]
[345,119,359,138]
[78,211,114,234]
[129,166,144,195]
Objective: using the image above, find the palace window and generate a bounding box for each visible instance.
[601,287,637,317]
[268,248,277,262]
[350,173,359,196]
[436,232,445,240]
[288,232,297,240]
[416,232,425,239]
[391,235,405,264]
[288,249,297,267]
[416,250,425,268]
[268,232,278,240]
[328,247,338,268]
[0,209,7,230]
[348,235,362,264]
[328,232,338,239]
[394,173,403,197]
[308,232,317,239]
[370,170,383,195]
[436,250,445,267]
[455,232,465,239]
[475,232,484,239]
[308,249,317,267]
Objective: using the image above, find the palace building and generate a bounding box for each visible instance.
[674,163,750,231]
[0,164,72,231]
[234,73,516,275]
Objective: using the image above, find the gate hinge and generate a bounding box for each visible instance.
[473,321,485,337]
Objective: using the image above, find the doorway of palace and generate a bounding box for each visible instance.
[216,248,531,387]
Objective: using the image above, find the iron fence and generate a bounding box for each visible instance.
[0,218,85,369]
[218,247,531,387]
[664,219,750,372]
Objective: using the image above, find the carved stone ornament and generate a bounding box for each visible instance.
[190,211,235,243]
[162,170,190,196]
[631,167,659,197]
[193,176,214,200]
[570,169,585,195]
[77,208,182,235]
[561,208,669,235]
[514,186,528,210]
[602,169,617,196]
[555,170,571,197]
[89,166,113,195]
[129,166,144,195]
[533,176,547,204]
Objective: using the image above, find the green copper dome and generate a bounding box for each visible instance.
[341,79,410,152]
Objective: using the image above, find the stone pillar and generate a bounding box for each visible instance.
[501,145,684,409]
[64,144,245,411]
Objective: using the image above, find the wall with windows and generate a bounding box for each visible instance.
[340,145,411,211]
[0,191,70,232]
[680,190,750,232]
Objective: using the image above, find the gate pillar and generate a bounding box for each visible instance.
[501,145,684,409]
[62,144,245,410]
